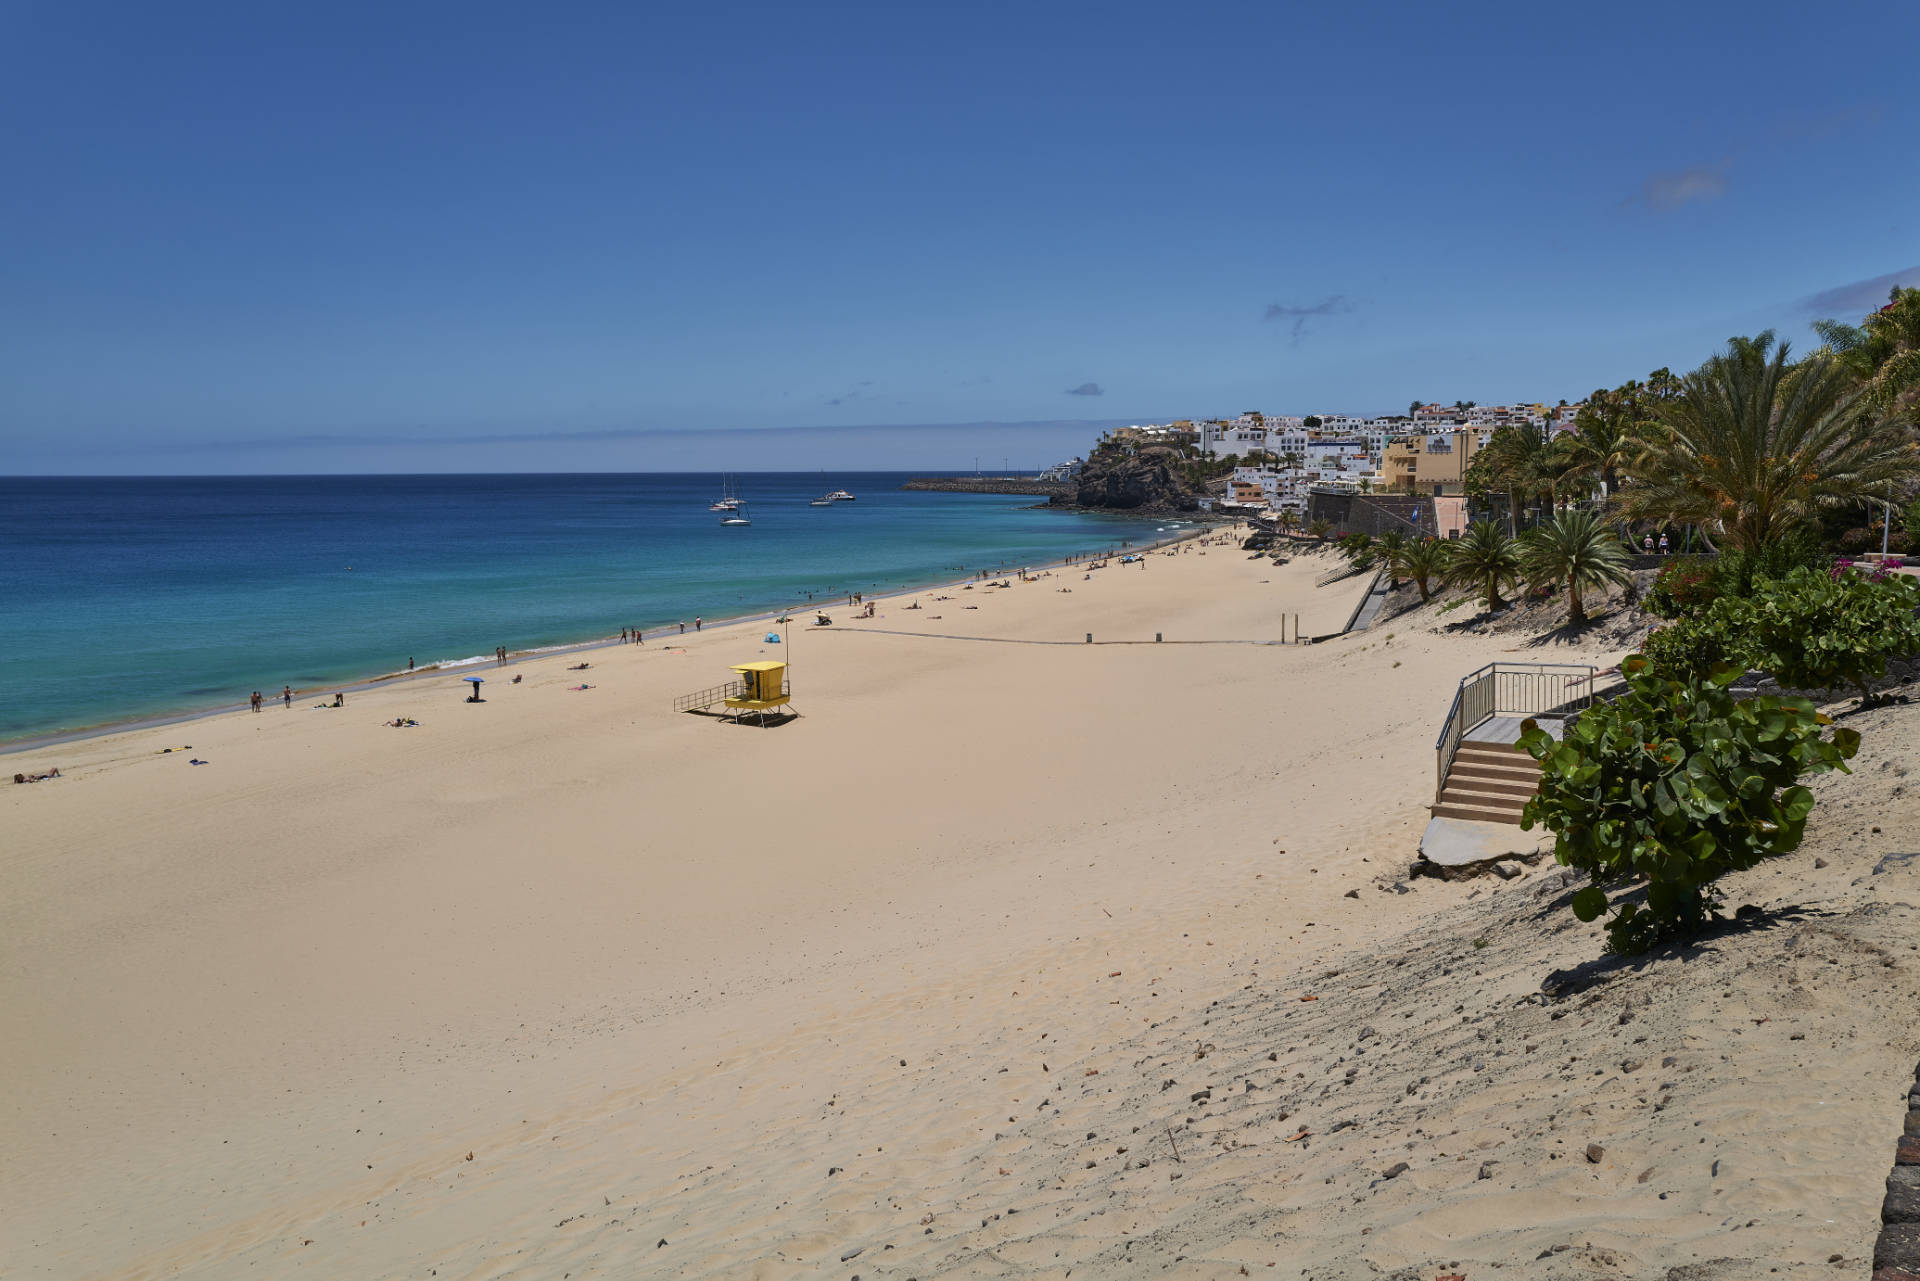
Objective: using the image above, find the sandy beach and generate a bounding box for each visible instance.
[7,537,1918,1280]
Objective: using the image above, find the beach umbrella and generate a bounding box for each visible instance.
[463,675,484,701]
[765,632,781,643]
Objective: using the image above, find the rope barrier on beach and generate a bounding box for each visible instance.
[813,627,1306,647]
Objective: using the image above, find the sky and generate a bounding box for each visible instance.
[2,0,1917,474]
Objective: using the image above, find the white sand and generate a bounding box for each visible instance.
[5,535,1915,1279]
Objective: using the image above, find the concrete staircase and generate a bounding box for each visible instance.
[1432,740,1542,824]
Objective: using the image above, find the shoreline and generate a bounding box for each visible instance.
[1,521,1216,757]
[12,526,1905,1279]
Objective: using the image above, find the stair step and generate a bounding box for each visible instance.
[1442,773,1539,798]
[1455,743,1541,764]
[1431,802,1527,825]
[1448,760,1541,782]
[1443,791,1528,810]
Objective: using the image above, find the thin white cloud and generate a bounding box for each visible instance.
[1633,165,1728,211]
[1799,266,1920,317]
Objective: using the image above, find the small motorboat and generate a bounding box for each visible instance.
[825,489,856,502]
[808,495,833,506]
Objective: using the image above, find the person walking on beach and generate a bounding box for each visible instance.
[678,621,685,634]
[250,690,261,713]
[408,657,414,671]
[282,685,291,708]
[635,628,643,645]
[695,616,703,631]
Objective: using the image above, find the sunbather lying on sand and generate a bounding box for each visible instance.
[12,768,60,783]
[568,662,590,670]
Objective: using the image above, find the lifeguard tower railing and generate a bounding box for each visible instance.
[1434,663,1598,800]
[673,678,793,714]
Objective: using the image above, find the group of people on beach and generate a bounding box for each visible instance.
[248,687,293,712]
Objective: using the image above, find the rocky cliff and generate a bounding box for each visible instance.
[1052,445,1208,513]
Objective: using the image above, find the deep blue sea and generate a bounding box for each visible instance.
[0,473,1176,744]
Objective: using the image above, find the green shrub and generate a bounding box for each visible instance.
[1520,658,1858,954]
[1644,559,1720,619]
[1640,614,1741,682]
[1715,529,1826,597]
[1904,497,1920,546]
[1742,565,1920,704]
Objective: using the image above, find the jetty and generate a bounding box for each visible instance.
[900,477,1071,498]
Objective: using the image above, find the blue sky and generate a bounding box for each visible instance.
[3,1,1916,474]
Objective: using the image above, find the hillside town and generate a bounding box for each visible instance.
[1101,401,1583,514]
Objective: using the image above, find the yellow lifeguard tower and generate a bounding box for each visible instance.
[722,660,791,725]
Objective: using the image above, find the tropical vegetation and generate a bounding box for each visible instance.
[1520,655,1858,954]
[1442,521,1522,611]
[1614,333,1920,551]
[1394,537,1447,602]
[1518,510,1632,624]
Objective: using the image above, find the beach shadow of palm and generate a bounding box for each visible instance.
[1520,616,1610,647]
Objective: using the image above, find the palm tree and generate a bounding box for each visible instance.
[1307,517,1333,541]
[1814,286,1920,420]
[1276,508,1300,535]
[1443,521,1522,611]
[1336,532,1376,570]
[1520,510,1632,624]
[1556,394,1638,500]
[1620,332,1920,551]
[1281,450,1304,471]
[1477,425,1553,534]
[1374,529,1408,586]
[1396,537,1447,602]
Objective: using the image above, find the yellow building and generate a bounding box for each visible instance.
[1381,429,1486,496]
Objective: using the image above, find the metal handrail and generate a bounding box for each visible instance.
[673,680,742,713]
[1434,662,1597,801]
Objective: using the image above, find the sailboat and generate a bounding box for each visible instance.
[720,501,751,527]
[708,476,740,511]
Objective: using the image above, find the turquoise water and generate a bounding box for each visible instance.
[0,474,1172,743]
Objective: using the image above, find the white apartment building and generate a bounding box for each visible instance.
[1203,420,1269,458]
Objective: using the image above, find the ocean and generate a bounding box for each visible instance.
[0,473,1175,744]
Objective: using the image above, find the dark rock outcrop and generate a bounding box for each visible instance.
[1054,446,1206,513]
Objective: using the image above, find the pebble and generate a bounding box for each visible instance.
[1381,1162,1409,1180]
[1586,1144,1605,1164]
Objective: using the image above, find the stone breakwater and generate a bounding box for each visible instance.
[900,477,1072,497]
